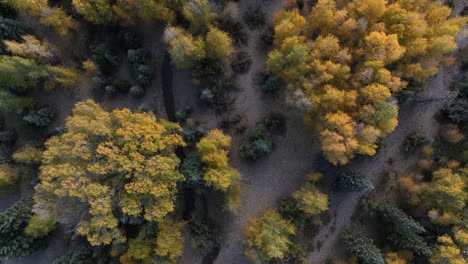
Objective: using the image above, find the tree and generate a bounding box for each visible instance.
[423,168,466,213]
[376,204,425,233]
[205,27,233,60]
[292,183,329,215]
[196,129,240,192]
[430,235,465,264]
[5,35,53,60]
[12,146,42,164]
[72,0,117,24]
[268,0,466,165]
[5,0,76,35]
[245,210,296,262]
[32,100,186,246]
[0,164,15,187]
[336,170,374,192]
[342,230,385,264]
[0,199,44,261]
[23,107,55,127]
[385,252,407,264]
[183,0,214,32]
[164,26,204,69]
[154,219,184,263]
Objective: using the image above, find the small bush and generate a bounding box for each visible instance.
[189,212,220,252]
[112,79,131,93]
[199,88,215,104]
[138,104,155,113]
[283,243,306,264]
[23,107,55,127]
[217,18,248,46]
[12,146,42,164]
[24,215,55,238]
[240,126,273,160]
[0,130,16,144]
[336,170,374,192]
[259,26,274,51]
[181,126,207,147]
[181,154,204,189]
[256,71,282,95]
[175,107,193,123]
[129,85,144,98]
[262,112,286,134]
[0,164,15,187]
[403,131,433,152]
[92,76,106,89]
[398,89,415,106]
[278,198,309,226]
[230,51,252,74]
[91,43,119,75]
[243,7,266,29]
[444,98,468,123]
[105,85,116,97]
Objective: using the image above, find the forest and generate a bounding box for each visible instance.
[0,0,466,263]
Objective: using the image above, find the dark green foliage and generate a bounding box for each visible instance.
[128,49,153,87]
[118,31,141,50]
[175,107,192,123]
[52,243,118,264]
[278,198,309,226]
[376,204,425,233]
[181,125,207,147]
[189,212,220,252]
[243,7,266,29]
[199,88,215,104]
[342,230,385,264]
[336,170,374,192]
[0,199,43,261]
[92,76,106,90]
[230,51,252,74]
[259,26,274,51]
[91,43,119,75]
[398,89,416,106]
[112,79,131,93]
[444,98,468,123]
[105,85,116,96]
[23,107,55,127]
[129,85,144,98]
[386,225,431,256]
[181,154,204,189]
[0,130,16,144]
[240,125,273,161]
[0,17,29,41]
[403,131,433,152]
[138,103,155,113]
[256,71,281,95]
[283,243,306,264]
[217,18,248,46]
[262,112,286,134]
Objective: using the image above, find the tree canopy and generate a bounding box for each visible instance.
[31,100,186,246]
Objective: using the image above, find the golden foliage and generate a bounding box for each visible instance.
[32,100,185,246]
[12,146,42,164]
[268,0,467,164]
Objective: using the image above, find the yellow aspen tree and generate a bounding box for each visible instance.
[430,236,465,264]
[292,183,329,215]
[5,35,53,60]
[205,27,233,60]
[154,218,184,263]
[32,100,186,246]
[245,210,296,262]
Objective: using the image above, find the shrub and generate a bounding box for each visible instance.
[129,85,144,98]
[404,132,433,152]
[444,98,468,123]
[230,50,252,74]
[91,43,119,75]
[336,170,374,192]
[181,154,204,189]
[112,79,131,93]
[283,243,306,264]
[24,215,55,238]
[259,26,274,51]
[292,183,329,216]
[189,212,220,252]
[92,76,106,90]
[52,244,117,264]
[118,31,141,50]
[181,125,207,147]
[0,164,15,187]
[199,88,215,104]
[23,107,55,127]
[398,89,416,106]
[0,130,16,144]
[105,85,116,97]
[12,146,42,164]
[243,7,265,29]
[0,199,43,260]
[278,198,309,226]
[175,107,192,123]
[256,71,281,95]
[240,126,273,160]
[217,18,248,46]
[262,112,286,134]
[138,103,155,113]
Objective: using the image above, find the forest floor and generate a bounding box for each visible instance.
[3,0,468,264]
